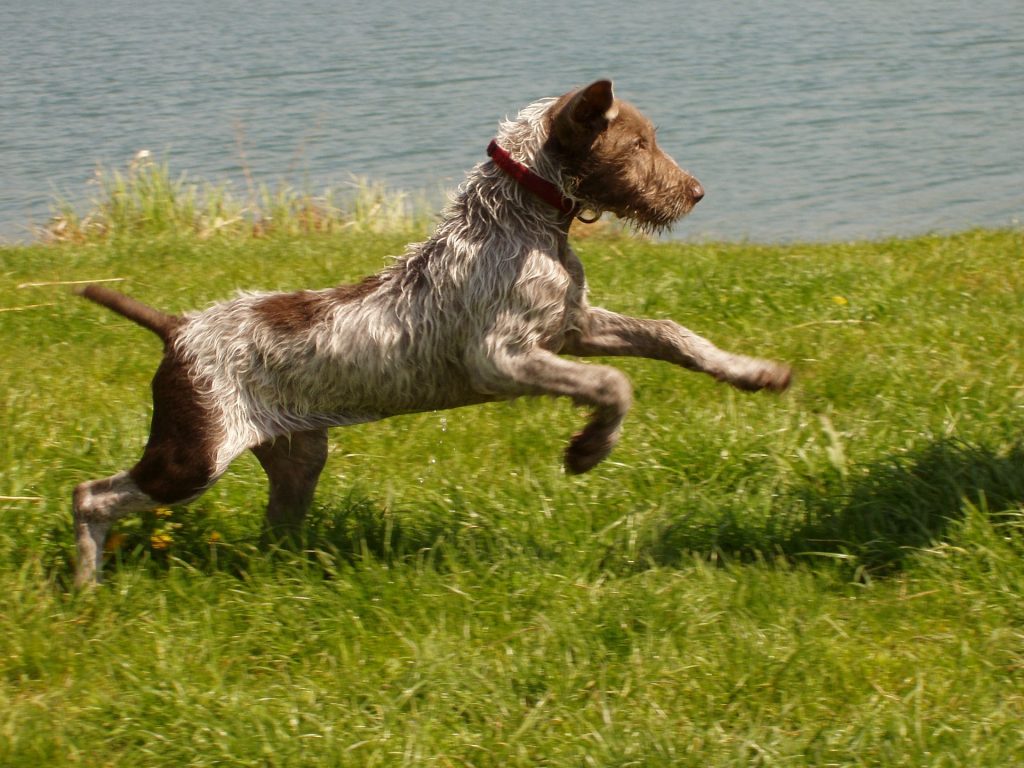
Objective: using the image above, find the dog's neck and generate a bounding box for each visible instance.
[486,140,578,218]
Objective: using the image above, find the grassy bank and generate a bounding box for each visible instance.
[43,152,438,242]
[1,222,1022,765]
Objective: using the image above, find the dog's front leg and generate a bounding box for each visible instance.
[478,347,633,474]
[563,307,791,392]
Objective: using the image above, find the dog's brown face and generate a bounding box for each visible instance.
[546,80,704,231]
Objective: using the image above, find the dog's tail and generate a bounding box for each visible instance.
[76,284,183,344]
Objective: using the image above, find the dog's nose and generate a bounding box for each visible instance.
[690,181,705,203]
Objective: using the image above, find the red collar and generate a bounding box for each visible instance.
[487,140,578,217]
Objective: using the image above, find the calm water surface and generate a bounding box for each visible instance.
[2,0,1022,242]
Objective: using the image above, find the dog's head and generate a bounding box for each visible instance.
[545,80,703,232]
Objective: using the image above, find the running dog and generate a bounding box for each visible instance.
[73,80,791,585]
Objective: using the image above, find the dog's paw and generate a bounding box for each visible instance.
[756,361,792,392]
[727,360,793,393]
[564,426,618,474]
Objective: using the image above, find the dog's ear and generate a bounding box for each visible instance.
[570,80,618,124]
[553,79,618,148]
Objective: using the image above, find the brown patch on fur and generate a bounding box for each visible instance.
[129,354,221,503]
[330,274,384,304]
[254,275,384,333]
[253,291,331,334]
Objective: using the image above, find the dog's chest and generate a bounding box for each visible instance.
[513,245,588,347]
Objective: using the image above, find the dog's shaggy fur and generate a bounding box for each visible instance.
[72,80,791,585]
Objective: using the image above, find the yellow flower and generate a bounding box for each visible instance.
[150,532,173,550]
[832,295,848,306]
[208,531,222,543]
[154,506,173,518]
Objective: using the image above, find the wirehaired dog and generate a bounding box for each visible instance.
[73,79,791,585]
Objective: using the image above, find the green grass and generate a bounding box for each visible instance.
[1,224,1023,766]
[45,153,436,242]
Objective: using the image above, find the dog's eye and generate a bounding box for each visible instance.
[634,137,647,151]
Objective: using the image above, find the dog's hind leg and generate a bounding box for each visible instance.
[73,355,224,585]
[251,428,328,539]
[73,471,159,587]
[73,447,220,586]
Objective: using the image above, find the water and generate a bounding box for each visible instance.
[2,0,1022,242]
